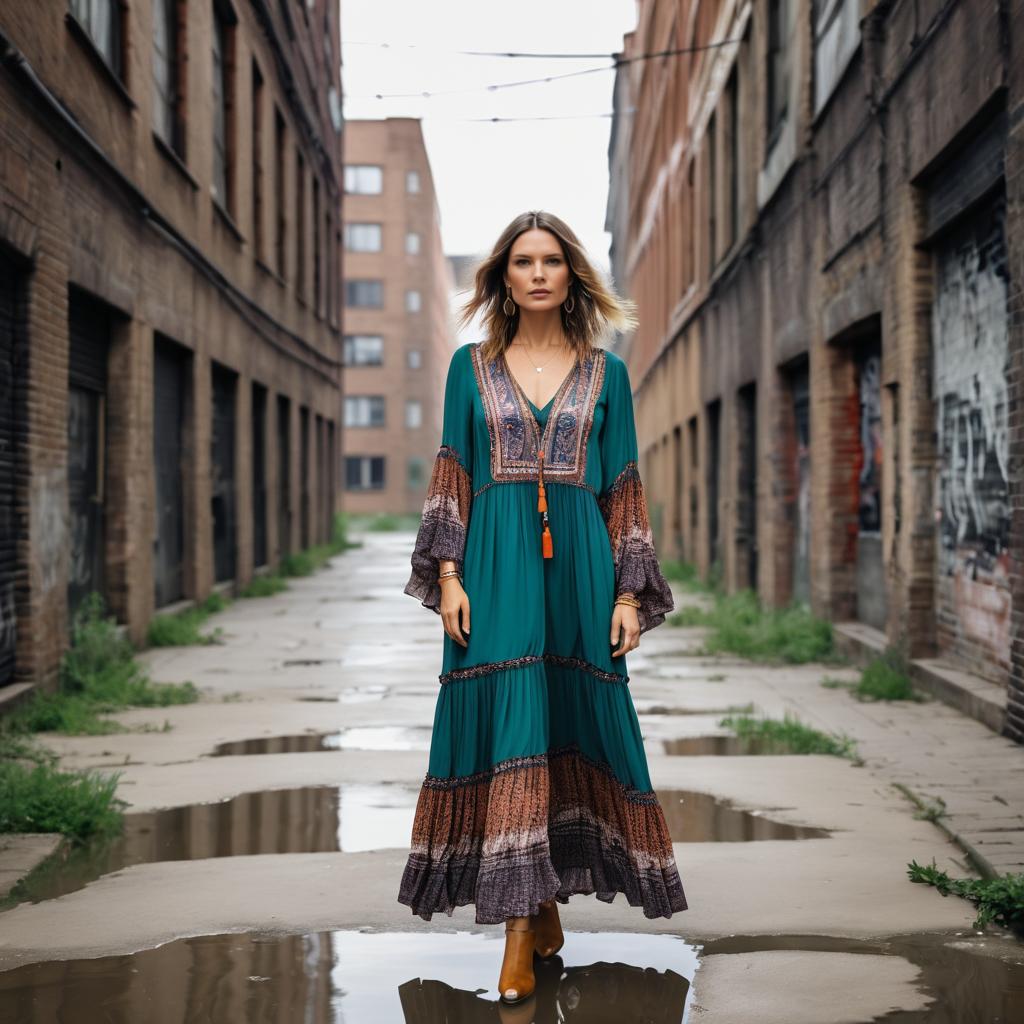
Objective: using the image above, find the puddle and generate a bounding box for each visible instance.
[658,789,830,842]
[659,735,777,755]
[214,725,431,755]
[3,928,1020,1022]
[698,931,1024,1023]
[633,700,754,716]
[5,784,418,908]
[340,684,390,703]
[214,733,337,754]
[0,930,698,1022]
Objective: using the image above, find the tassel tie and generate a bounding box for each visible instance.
[537,450,553,558]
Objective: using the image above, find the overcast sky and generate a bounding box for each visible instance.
[339,0,639,272]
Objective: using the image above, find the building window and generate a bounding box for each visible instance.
[69,0,124,80]
[344,396,385,428]
[274,108,286,277]
[313,176,322,314]
[251,61,264,259]
[406,169,420,193]
[707,112,717,271]
[405,231,420,255]
[407,349,422,369]
[767,0,790,145]
[211,0,237,214]
[295,149,306,300]
[153,0,185,156]
[344,164,382,194]
[408,457,426,488]
[405,289,421,313]
[726,67,739,248]
[343,335,384,366]
[405,400,422,429]
[345,223,383,252]
[345,280,383,307]
[345,456,385,490]
[332,227,341,326]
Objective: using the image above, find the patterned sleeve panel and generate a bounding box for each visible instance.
[597,354,674,635]
[404,346,473,614]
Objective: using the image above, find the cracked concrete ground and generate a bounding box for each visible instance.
[0,530,1020,1021]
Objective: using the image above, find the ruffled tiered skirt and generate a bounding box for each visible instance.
[399,481,687,924]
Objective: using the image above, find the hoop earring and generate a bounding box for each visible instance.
[563,291,575,314]
[503,285,517,317]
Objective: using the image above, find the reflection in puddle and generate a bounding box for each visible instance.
[3,928,1020,1022]
[0,930,698,1023]
[214,725,431,755]
[698,931,1024,1024]
[214,733,337,755]
[337,726,432,751]
[657,789,830,842]
[632,700,753,716]
[659,735,775,756]
[6,784,417,907]
[340,684,390,704]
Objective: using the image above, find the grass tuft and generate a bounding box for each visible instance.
[239,574,289,598]
[695,590,836,664]
[854,646,925,702]
[146,593,228,647]
[4,593,198,735]
[667,605,714,627]
[0,736,125,843]
[907,859,1024,933]
[719,711,860,759]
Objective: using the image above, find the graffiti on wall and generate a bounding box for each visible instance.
[858,353,882,533]
[932,200,1010,669]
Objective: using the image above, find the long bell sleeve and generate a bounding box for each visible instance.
[597,353,674,634]
[403,344,474,614]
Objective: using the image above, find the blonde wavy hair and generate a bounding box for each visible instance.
[456,210,638,363]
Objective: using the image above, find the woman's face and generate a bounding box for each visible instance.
[503,228,571,312]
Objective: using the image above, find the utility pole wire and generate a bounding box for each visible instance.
[342,38,740,62]
[343,38,742,101]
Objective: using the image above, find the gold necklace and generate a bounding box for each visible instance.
[510,340,566,373]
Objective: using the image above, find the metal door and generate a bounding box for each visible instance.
[211,363,237,582]
[153,337,187,607]
[277,395,291,557]
[67,290,109,620]
[299,406,310,549]
[0,260,20,687]
[855,339,886,628]
[252,382,267,567]
[791,364,811,605]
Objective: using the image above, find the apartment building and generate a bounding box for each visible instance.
[340,118,454,516]
[0,0,343,694]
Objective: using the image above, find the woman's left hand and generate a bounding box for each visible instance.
[610,603,640,658]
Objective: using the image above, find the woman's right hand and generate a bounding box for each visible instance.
[439,577,471,647]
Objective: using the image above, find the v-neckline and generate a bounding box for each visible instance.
[500,348,579,425]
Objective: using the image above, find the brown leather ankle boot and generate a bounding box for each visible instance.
[529,898,564,960]
[498,920,536,1004]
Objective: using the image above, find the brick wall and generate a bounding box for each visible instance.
[0,0,343,686]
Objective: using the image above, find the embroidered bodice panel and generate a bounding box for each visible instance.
[470,342,606,486]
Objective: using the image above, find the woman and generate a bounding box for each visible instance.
[398,211,688,1006]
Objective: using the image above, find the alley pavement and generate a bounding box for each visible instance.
[0,529,1021,1021]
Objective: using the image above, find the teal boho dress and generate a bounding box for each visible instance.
[398,341,688,924]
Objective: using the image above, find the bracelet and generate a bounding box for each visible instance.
[438,570,462,582]
[615,595,641,608]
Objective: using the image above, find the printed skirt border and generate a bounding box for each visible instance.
[397,741,688,925]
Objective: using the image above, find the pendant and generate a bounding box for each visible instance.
[536,367,543,372]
